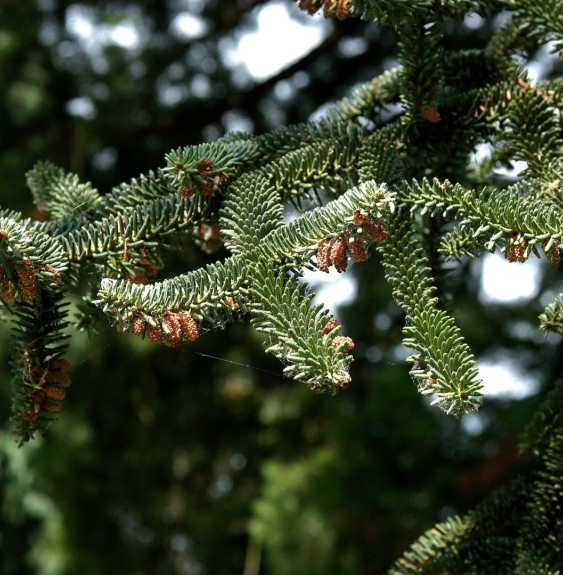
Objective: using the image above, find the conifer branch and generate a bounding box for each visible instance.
[97,180,394,327]
[357,130,406,186]
[402,178,563,260]
[252,119,365,161]
[389,378,563,573]
[1,1,561,572]
[397,18,443,139]
[325,68,402,122]
[89,170,189,218]
[60,191,210,263]
[261,130,363,201]
[377,211,483,416]
[249,262,354,393]
[0,212,69,304]
[539,293,563,335]
[0,1,560,515]
[220,173,285,255]
[506,88,563,180]
[438,226,487,261]
[9,293,71,445]
[510,0,563,51]
[163,136,261,194]
[387,477,529,574]
[26,161,101,224]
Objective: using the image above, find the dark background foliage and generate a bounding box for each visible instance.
[0,1,560,573]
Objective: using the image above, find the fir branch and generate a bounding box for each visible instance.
[443,44,516,93]
[387,478,529,574]
[253,118,367,161]
[89,170,185,218]
[249,262,354,394]
[26,161,101,224]
[357,129,406,186]
[377,211,483,416]
[539,293,563,336]
[516,458,563,572]
[325,67,403,124]
[163,137,261,194]
[439,225,488,261]
[0,214,72,445]
[220,173,284,255]
[261,130,363,201]
[252,179,394,263]
[515,378,563,571]
[347,0,430,24]
[397,18,443,139]
[506,87,563,181]
[0,213,69,307]
[484,17,528,66]
[163,118,365,189]
[97,254,247,327]
[469,76,563,146]
[25,160,66,206]
[510,0,563,51]
[402,178,563,258]
[96,180,394,333]
[391,379,563,573]
[519,378,563,458]
[9,292,71,445]
[59,191,210,262]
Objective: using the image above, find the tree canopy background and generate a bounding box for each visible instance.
[0,1,561,574]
